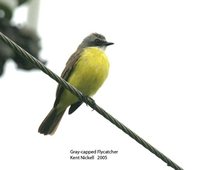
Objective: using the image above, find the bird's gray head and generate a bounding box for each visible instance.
[77,33,114,50]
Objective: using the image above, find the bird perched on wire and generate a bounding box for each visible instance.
[38,33,113,135]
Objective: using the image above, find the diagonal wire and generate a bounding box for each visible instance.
[0,32,183,170]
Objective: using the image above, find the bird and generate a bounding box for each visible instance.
[38,33,113,135]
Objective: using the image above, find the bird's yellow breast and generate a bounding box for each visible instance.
[59,47,109,107]
[69,47,110,95]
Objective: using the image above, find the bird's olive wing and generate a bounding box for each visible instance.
[53,49,82,107]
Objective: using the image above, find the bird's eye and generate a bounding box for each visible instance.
[94,38,102,45]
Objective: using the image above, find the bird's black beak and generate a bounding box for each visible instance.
[104,41,114,46]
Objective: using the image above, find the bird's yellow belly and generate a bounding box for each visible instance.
[59,47,109,107]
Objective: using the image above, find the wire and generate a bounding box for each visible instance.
[0,32,183,170]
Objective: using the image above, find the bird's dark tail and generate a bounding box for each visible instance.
[38,107,66,135]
